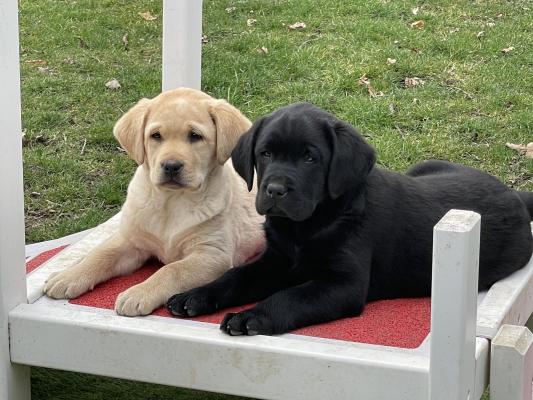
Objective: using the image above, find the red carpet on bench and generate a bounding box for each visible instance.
[30,247,431,349]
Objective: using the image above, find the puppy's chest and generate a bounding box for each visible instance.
[125,205,202,262]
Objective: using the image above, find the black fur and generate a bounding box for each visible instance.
[167,102,533,336]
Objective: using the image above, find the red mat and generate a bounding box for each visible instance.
[30,247,431,348]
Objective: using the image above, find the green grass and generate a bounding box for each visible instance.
[19,0,532,398]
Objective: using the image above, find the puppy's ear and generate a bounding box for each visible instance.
[209,100,252,164]
[327,120,376,199]
[113,98,150,165]
[231,118,263,191]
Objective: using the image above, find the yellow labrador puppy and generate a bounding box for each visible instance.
[44,88,265,316]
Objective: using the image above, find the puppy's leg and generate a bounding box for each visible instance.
[44,233,149,299]
[167,247,291,318]
[221,251,372,336]
[221,276,368,336]
[115,246,235,316]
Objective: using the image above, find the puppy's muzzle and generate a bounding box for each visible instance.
[266,182,287,199]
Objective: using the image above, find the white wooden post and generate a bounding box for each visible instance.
[162,0,203,91]
[491,324,533,400]
[0,0,32,398]
[429,210,481,400]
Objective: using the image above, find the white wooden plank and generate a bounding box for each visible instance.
[477,225,533,338]
[162,0,203,91]
[25,227,93,259]
[474,338,490,400]
[0,0,31,398]
[429,210,481,400]
[10,303,430,400]
[491,324,533,400]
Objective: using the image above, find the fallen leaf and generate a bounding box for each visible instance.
[26,59,47,66]
[138,11,157,21]
[386,58,397,65]
[247,18,257,27]
[225,6,236,13]
[411,7,419,15]
[404,77,425,88]
[501,46,514,54]
[496,12,504,18]
[410,20,425,29]
[388,103,396,115]
[258,46,268,54]
[449,27,460,33]
[122,33,129,48]
[288,22,306,30]
[105,79,121,90]
[476,31,484,39]
[37,66,55,75]
[506,143,533,159]
[413,98,420,104]
[201,35,209,44]
[357,74,384,98]
[393,40,400,44]
[63,57,76,65]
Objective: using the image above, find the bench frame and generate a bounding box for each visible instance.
[1,1,532,399]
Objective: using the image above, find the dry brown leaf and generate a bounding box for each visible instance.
[63,57,76,65]
[386,58,397,65]
[258,46,268,54]
[496,12,504,18]
[105,79,121,90]
[288,22,306,30]
[410,20,425,29]
[501,46,514,54]
[122,33,129,50]
[138,11,157,21]
[247,18,257,27]
[357,74,384,98]
[37,66,55,75]
[26,59,47,66]
[404,77,425,88]
[506,142,533,159]
[225,6,236,13]
[411,7,419,15]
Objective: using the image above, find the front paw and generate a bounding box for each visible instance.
[167,287,218,317]
[44,269,93,299]
[220,309,275,336]
[115,284,163,317]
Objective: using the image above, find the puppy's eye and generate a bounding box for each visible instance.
[189,131,203,142]
[151,132,162,140]
[261,151,272,159]
[304,151,315,163]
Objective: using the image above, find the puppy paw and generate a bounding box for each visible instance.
[166,288,218,317]
[220,310,274,336]
[115,284,163,317]
[44,269,93,299]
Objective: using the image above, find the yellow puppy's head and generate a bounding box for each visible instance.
[113,88,251,191]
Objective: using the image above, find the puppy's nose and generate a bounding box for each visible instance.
[161,160,184,177]
[266,182,287,198]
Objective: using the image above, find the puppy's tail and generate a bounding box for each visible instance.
[518,191,533,220]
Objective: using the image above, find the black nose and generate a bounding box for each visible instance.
[266,182,287,198]
[161,160,184,177]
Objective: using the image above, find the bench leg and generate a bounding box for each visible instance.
[491,324,533,400]
[0,0,32,398]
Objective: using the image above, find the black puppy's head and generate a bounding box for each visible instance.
[231,103,376,221]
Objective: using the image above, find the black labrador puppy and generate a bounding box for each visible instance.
[167,103,533,336]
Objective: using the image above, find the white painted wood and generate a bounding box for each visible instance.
[25,227,94,259]
[0,0,32,398]
[477,226,533,338]
[429,210,481,400]
[162,0,203,91]
[491,324,533,400]
[10,303,430,400]
[474,338,490,400]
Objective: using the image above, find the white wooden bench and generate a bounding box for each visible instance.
[2,1,532,399]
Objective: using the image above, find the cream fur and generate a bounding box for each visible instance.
[44,88,264,316]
